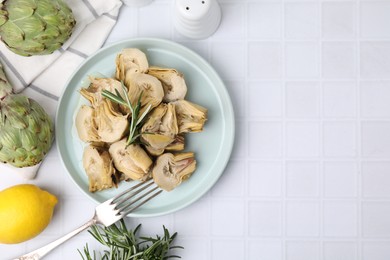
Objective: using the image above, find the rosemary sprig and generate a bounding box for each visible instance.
[102,82,152,146]
[78,219,183,260]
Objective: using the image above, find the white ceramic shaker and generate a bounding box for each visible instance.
[122,0,153,7]
[173,0,222,39]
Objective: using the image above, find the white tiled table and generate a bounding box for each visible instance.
[2,0,390,259]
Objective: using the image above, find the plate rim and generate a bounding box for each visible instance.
[55,37,235,217]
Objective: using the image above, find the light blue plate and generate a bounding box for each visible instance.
[56,38,235,217]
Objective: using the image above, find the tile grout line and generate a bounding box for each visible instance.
[281,0,287,259]
[319,1,324,259]
[243,1,250,259]
[356,0,363,259]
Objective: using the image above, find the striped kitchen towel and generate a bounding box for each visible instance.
[0,0,122,179]
[0,0,123,104]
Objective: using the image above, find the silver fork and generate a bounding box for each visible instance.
[14,179,162,260]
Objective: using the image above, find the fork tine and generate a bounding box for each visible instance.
[119,188,163,217]
[112,179,155,206]
[116,185,159,212]
[112,178,154,203]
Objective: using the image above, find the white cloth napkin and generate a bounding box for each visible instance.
[0,0,123,179]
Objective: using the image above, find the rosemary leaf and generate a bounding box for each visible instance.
[101,82,152,146]
[78,220,182,260]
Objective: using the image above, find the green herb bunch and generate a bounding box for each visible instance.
[78,219,183,260]
[102,82,152,146]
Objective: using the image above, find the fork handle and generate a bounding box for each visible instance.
[14,218,96,260]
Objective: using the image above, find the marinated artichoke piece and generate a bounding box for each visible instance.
[80,77,123,108]
[144,145,165,157]
[83,145,116,192]
[94,100,129,143]
[116,48,149,81]
[75,105,100,143]
[0,0,76,56]
[124,73,164,115]
[165,135,185,151]
[148,66,187,102]
[108,139,153,181]
[141,103,178,151]
[152,152,196,191]
[173,100,208,133]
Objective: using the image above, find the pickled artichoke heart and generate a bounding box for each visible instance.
[94,100,129,143]
[0,0,76,56]
[173,100,208,133]
[83,145,117,192]
[165,135,185,151]
[0,63,54,167]
[152,153,196,191]
[80,77,123,108]
[116,48,149,81]
[148,66,187,102]
[75,105,100,143]
[124,72,164,115]
[108,139,153,181]
[141,103,178,151]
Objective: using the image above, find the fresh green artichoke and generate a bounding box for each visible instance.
[0,0,76,56]
[0,63,54,167]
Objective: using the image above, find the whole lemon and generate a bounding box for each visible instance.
[0,184,58,244]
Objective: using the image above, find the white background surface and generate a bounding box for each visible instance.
[2,0,390,259]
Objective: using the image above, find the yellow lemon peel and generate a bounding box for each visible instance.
[0,184,57,244]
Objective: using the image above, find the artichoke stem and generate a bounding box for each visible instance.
[0,63,13,99]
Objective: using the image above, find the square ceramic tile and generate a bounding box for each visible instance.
[210,42,245,80]
[322,42,357,79]
[360,2,390,38]
[323,82,357,118]
[248,201,282,236]
[174,199,210,236]
[211,200,244,236]
[285,2,320,39]
[361,81,390,118]
[322,2,357,39]
[286,201,320,236]
[179,239,209,260]
[361,121,390,158]
[211,160,245,197]
[362,202,390,237]
[324,162,358,198]
[363,242,390,260]
[286,161,319,197]
[286,82,319,118]
[138,3,171,37]
[211,3,244,39]
[248,240,282,260]
[362,162,390,198]
[249,121,282,158]
[248,82,283,118]
[360,42,390,79]
[248,42,282,79]
[323,201,358,237]
[323,121,357,157]
[211,240,245,260]
[286,122,320,158]
[248,161,282,197]
[248,2,282,39]
[285,42,319,78]
[286,241,320,260]
[324,242,357,260]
